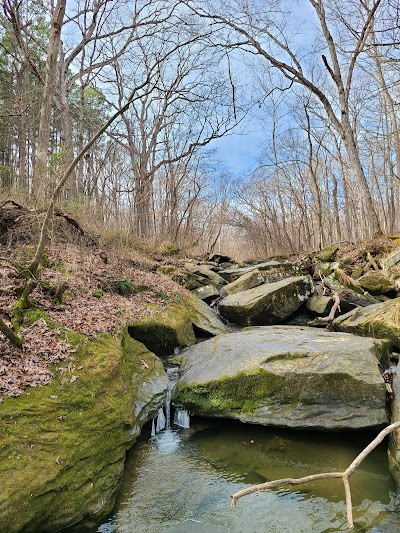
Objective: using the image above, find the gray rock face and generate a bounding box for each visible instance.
[191,285,220,303]
[220,269,264,297]
[219,261,300,282]
[388,372,400,485]
[183,263,227,289]
[188,296,227,337]
[333,299,400,349]
[175,326,390,430]
[306,295,333,315]
[218,276,313,326]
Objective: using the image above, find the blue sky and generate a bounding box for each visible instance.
[212,128,264,176]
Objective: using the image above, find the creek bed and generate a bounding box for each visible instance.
[66,418,400,533]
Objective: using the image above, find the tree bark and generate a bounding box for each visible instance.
[31,0,66,202]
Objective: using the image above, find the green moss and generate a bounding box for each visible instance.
[0,325,165,533]
[176,370,279,414]
[176,368,383,416]
[23,309,55,326]
[315,244,339,262]
[92,288,103,298]
[128,302,196,356]
[158,244,179,255]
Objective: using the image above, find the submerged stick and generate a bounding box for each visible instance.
[231,421,400,529]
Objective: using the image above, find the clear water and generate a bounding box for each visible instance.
[66,418,400,533]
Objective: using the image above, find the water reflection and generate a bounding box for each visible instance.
[66,418,400,533]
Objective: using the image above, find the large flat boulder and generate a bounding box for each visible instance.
[218,276,313,326]
[219,261,302,282]
[220,269,264,297]
[175,326,390,430]
[333,299,400,349]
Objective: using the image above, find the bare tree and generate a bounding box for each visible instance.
[181,0,385,236]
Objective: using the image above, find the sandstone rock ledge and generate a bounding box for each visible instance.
[0,331,168,533]
[175,326,390,431]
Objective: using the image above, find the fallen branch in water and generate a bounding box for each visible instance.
[231,421,400,529]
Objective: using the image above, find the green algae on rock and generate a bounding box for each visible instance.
[333,298,400,349]
[0,330,167,533]
[315,244,339,263]
[175,326,390,430]
[357,271,395,294]
[127,294,227,356]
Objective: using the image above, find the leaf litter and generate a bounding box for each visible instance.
[0,243,186,401]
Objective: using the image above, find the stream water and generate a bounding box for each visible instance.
[66,418,400,533]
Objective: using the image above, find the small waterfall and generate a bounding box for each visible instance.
[151,366,190,435]
[165,367,179,429]
[174,408,190,428]
[155,407,166,432]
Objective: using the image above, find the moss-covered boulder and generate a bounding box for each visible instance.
[313,262,340,279]
[128,294,227,356]
[323,272,380,308]
[333,299,400,349]
[315,244,339,262]
[357,271,395,294]
[175,326,390,430]
[0,331,168,533]
[218,276,313,326]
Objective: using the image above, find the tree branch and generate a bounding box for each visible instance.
[231,421,400,530]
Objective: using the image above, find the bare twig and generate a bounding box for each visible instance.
[316,290,341,323]
[231,421,400,529]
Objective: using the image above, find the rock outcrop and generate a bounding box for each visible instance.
[333,299,400,349]
[0,332,168,533]
[220,269,264,297]
[175,326,390,430]
[218,276,313,326]
[128,294,227,355]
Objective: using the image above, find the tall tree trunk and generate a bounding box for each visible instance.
[31,0,66,202]
[59,47,76,200]
[16,62,28,192]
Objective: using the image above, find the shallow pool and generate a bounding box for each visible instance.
[65,417,400,533]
